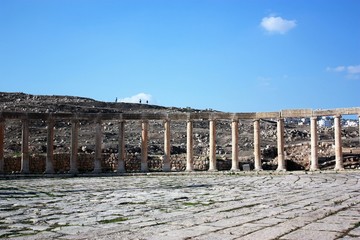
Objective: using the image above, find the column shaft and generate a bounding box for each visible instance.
[231,119,239,171]
[310,117,319,170]
[253,119,262,170]
[0,118,4,173]
[276,118,286,171]
[44,118,55,174]
[208,119,217,171]
[186,120,194,171]
[69,120,79,174]
[117,121,126,173]
[21,119,30,173]
[334,115,344,170]
[93,120,102,173]
[163,120,171,172]
[141,121,149,172]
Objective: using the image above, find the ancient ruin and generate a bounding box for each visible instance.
[1,107,359,175]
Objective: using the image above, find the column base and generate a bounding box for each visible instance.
[163,162,171,172]
[20,160,30,174]
[208,169,218,172]
[93,160,102,173]
[44,161,54,174]
[254,168,263,171]
[310,166,320,171]
[44,169,55,174]
[185,165,194,172]
[117,162,126,173]
[276,168,287,172]
[230,168,240,172]
[334,166,345,171]
[141,162,149,172]
[92,168,102,174]
[68,170,78,175]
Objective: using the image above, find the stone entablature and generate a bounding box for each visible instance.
[1,107,359,121]
[0,107,359,175]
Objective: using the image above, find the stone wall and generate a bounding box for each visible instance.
[3,153,233,174]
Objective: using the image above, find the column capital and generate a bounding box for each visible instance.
[334,114,342,118]
[47,116,55,124]
[21,116,29,121]
[71,119,79,124]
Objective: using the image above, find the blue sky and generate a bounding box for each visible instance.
[1,0,359,113]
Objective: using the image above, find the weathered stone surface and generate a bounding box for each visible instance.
[0,172,360,239]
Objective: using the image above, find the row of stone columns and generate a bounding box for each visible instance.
[309,115,344,171]
[0,117,4,173]
[252,118,286,171]
[0,115,351,174]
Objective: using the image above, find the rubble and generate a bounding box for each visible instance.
[1,92,359,171]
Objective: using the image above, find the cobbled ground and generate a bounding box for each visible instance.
[1,172,360,240]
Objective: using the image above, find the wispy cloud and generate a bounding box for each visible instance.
[347,65,360,74]
[257,76,272,87]
[119,93,154,104]
[326,64,360,79]
[260,15,296,34]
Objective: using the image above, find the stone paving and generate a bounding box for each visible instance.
[0,172,360,240]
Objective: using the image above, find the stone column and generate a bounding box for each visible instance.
[20,118,30,174]
[253,119,262,170]
[44,118,55,174]
[93,120,102,173]
[163,119,171,172]
[117,120,126,173]
[334,115,344,170]
[141,120,149,172]
[69,120,79,174]
[208,119,217,171]
[231,119,240,171]
[0,117,4,174]
[310,117,319,171]
[276,118,286,171]
[186,120,194,171]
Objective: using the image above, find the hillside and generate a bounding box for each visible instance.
[1,92,359,171]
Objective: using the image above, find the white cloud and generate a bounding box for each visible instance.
[260,16,297,34]
[326,66,345,72]
[326,64,360,79]
[119,93,153,104]
[347,65,360,74]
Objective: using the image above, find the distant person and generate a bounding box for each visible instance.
[115,97,117,103]
[139,99,142,104]
[146,100,148,104]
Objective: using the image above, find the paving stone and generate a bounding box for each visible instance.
[219,222,266,236]
[280,229,342,240]
[0,172,359,239]
[303,222,353,232]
